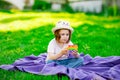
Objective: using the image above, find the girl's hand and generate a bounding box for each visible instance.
[71,50,79,58]
[60,48,68,55]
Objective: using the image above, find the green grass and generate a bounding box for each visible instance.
[0,11,120,80]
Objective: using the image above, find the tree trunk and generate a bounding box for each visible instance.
[103,0,108,17]
[112,0,117,16]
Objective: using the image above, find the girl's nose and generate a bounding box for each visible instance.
[64,35,67,37]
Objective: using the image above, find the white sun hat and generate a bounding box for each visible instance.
[52,20,74,33]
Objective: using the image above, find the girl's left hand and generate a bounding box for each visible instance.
[71,50,79,58]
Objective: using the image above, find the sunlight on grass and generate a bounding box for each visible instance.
[1,12,119,32]
[104,23,120,28]
[0,12,95,32]
[0,18,53,31]
[0,12,119,32]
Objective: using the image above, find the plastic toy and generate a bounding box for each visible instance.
[67,45,78,51]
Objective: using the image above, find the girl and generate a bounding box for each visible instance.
[46,20,83,68]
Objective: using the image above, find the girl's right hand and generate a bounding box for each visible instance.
[60,48,68,55]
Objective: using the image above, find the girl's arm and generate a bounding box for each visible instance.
[47,48,68,60]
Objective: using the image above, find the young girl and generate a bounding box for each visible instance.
[46,20,83,68]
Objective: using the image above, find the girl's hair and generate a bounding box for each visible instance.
[54,29,71,43]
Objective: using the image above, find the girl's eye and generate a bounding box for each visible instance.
[66,34,69,36]
[61,34,65,36]
[60,33,69,36]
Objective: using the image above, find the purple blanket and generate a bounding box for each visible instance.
[0,53,120,80]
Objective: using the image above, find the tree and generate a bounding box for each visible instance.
[112,0,117,16]
[62,0,74,13]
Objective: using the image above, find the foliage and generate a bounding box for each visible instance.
[62,4,74,13]
[32,0,51,11]
[0,11,120,80]
[0,1,12,10]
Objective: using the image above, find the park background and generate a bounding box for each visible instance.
[0,0,120,80]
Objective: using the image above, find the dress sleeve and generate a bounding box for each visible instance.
[47,39,55,53]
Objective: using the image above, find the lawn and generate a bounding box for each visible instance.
[0,11,120,80]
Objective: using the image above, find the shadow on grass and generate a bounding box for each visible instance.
[0,16,37,23]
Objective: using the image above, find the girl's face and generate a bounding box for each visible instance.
[59,29,70,43]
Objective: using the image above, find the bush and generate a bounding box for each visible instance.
[0,1,12,10]
[32,0,51,11]
[62,4,74,13]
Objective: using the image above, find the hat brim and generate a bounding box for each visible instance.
[52,27,73,33]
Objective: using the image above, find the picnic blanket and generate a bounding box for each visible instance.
[0,53,120,80]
